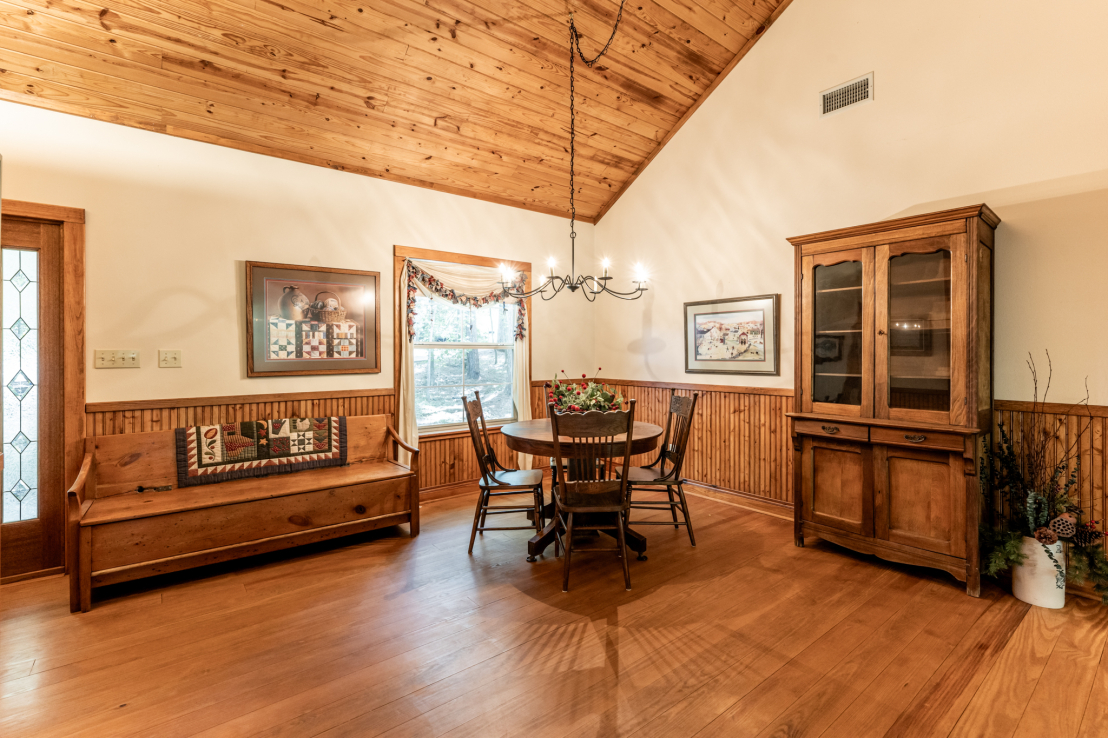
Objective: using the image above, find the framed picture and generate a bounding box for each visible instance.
[246,261,381,377]
[814,334,843,363]
[889,323,933,356]
[684,294,780,375]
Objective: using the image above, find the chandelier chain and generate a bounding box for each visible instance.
[569,1,627,276]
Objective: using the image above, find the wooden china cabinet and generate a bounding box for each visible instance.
[787,205,999,596]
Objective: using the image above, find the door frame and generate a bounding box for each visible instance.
[0,199,85,584]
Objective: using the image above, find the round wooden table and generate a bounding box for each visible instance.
[500,419,665,561]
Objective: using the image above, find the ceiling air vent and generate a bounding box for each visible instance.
[821,73,873,117]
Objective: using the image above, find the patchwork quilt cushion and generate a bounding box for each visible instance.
[175,417,347,487]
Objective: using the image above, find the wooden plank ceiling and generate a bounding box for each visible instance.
[0,0,792,222]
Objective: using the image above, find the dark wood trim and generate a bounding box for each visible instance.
[787,204,1000,247]
[1,199,86,224]
[592,0,796,223]
[85,387,394,413]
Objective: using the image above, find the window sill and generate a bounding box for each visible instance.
[418,421,515,441]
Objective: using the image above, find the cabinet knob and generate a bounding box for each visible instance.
[905,434,926,443]
[821,425,840,435]
[878,329,886,335]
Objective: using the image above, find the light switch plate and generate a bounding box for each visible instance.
[94,350,140,369]
[158,349,182,368]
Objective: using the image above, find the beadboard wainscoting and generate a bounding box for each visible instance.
[82,388,1108,569]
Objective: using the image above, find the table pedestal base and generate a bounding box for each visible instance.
[526,515,647,561]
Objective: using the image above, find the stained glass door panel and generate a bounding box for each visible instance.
[2,248,37,523]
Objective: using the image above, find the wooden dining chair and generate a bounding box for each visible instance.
[620,390,699,546]
[540,381,604,487]
[549,399,637,592]
[464,392,545,555]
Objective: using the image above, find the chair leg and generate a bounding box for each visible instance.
[616,516,632,591]
[478,493,490,533]
[666,486,680,529]
[562,512,574,592]
[468,488,487,554]
[677,483,696,547]
[533,486,543,534]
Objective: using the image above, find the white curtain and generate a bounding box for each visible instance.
[398,258,532,470]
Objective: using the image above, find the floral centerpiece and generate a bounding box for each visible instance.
[980,352,1108,605]
[547,369,624,413]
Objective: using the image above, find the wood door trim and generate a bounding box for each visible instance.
[85,387,394,413]
[1,204,84,580]
[2,199,85,224]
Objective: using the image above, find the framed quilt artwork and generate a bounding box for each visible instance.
[683,294,780,376]
[247,261,381,377]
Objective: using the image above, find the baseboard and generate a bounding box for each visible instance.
[1,566,66,586]
[683,482,793,521]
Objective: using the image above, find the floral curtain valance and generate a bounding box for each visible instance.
[405,259,527,342]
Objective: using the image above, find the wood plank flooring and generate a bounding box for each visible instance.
[2,488,1107,737]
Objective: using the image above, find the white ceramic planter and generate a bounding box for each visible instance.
[1012,536,1066,609]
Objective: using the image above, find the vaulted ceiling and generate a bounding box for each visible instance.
[0,0,792,222]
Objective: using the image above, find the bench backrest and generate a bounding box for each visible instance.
[86,414,394,499]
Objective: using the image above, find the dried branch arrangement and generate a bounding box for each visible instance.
[980,351,1108,601]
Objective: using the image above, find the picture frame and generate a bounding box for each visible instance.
[684,294,780,375]
[814,334,843,363]
[246,261,381,377]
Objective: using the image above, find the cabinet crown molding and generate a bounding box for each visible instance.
[786,204,1000,247]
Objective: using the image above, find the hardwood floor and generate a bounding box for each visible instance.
[2,488,1107,737]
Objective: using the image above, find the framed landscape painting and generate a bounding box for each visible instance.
[246,261,381,377]
[684,294,780,375]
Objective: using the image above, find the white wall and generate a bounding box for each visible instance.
[595,0,1108,405]
[0,102,595,403]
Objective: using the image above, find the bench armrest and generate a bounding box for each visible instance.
[385,425,419,472]
[68,453,94,613]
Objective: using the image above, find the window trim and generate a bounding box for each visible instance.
[393,246,532,440]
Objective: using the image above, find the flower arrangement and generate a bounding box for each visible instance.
[547,369,624,413]
[980,352,1108,602]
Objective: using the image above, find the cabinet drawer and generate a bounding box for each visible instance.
[795,419,868,441]
[870,427,963,452]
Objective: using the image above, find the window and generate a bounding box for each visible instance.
[412,295,517,429]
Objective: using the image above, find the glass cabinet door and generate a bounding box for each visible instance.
[876,237,963,422]
[803,249,873,417]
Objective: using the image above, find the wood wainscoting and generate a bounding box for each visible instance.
[88,387,1107,533]
[532,379,797,515]
[84,381,797,512]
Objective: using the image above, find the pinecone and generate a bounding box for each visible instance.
[1049,513,1078,539]
[1035,527,1060,545]
[1073,521,1105,548]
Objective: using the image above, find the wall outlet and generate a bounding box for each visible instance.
[94,350,140,369]
[158,349,182,368]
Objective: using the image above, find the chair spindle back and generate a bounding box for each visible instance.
[549,400,637,508]
[655,391,699,481]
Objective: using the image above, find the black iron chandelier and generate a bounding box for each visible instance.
[499,1,646,302]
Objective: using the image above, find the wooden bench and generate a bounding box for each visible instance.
[65,415,419,612]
